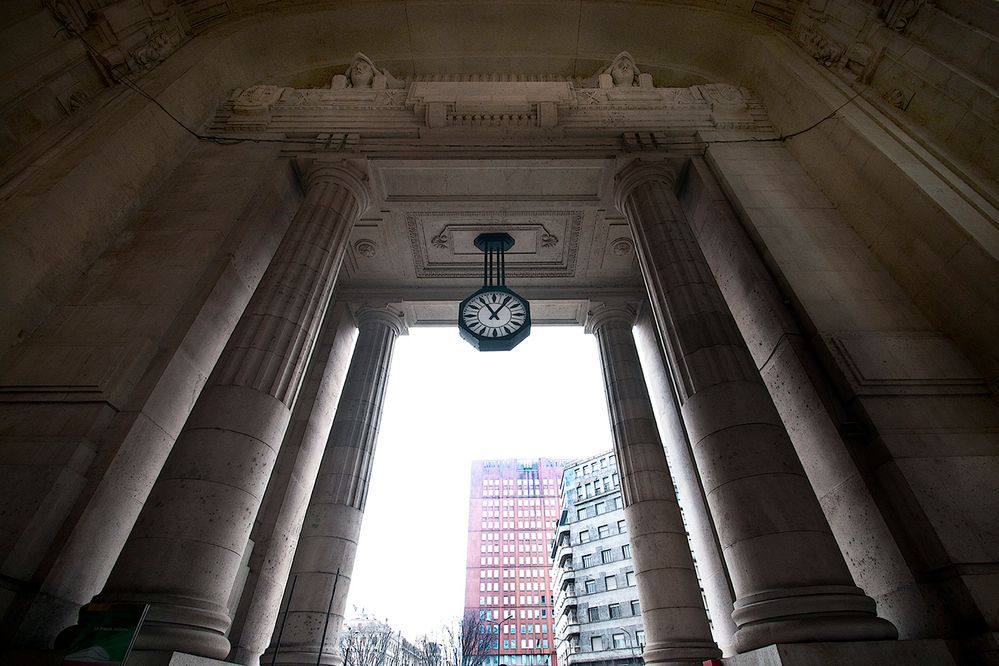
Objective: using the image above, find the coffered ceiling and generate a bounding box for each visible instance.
[339,158,643,303]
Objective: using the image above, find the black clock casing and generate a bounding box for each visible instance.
[458,285,532,352]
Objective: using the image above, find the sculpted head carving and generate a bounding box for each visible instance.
[589,51,654,89]
[349,53,377,88]
[330,52,404,90]
[609,52,638,87]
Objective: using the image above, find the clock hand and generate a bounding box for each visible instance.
[483,302,501,320]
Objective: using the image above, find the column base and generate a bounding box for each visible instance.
[720,639,954,665]
[123,651,236,666]
[643,640,722,664]
[78,596,231,659]
[262,649,343,666]
[731,585,897,652]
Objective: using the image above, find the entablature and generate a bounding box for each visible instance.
[207,56,774,155]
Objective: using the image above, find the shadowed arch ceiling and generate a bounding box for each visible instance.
[181,1,789,89]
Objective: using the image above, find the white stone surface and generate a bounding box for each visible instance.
[615,161,896,652]
[265,306,406,666]
[227,303,358,665]
[92,164,369,658]
[633,309,739,656]
[721,639,955,666]
[587,303,720,664]
[677,155,944,638]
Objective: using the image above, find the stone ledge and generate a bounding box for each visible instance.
[721,639,954,666]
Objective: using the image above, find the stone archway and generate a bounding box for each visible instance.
[2,3,997,665]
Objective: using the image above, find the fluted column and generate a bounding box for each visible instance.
[90,162,370,659]
[587,302,721,665]
[615,160,897,653]
[265,305,407,666]
[228,302,359,666]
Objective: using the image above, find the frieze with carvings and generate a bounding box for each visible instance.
[209,51,770,138]
[49,0,190,78]
[212,78,768,134]
[406,212,582,279]
[792,0,998,186]
[793,3,887,83]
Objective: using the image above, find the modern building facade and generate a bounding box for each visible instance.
[1,2,998,666]
[465,459,570,666]
[551,452,645,666]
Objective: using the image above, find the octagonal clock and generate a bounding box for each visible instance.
[458,285,532,352]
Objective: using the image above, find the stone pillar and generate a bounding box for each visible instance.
[614,160,897,653]
[265,305,407,666]
[90,162,370,659]
[633,306,739,656]
[586,302,721,665]
[228,302,359,666]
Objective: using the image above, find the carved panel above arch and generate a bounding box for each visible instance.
[406,211,582,278]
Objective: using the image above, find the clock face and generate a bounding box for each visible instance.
[458,287,531,351]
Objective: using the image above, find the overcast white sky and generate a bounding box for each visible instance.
[345,326,613,640]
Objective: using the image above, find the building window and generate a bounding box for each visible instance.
[585,579,596,594]
[636,630,646,647]
[581,554,592,568]
[577,508,587,520]
[626,571,636,586]
[631,599,640,615]
[601,548,612,563]
[605,575,618,590]
[594,502,605,515]
[612,633,626,649]
[608,603,621,619]
[587,607,599,622]
[622,543,631,559]
[591,636,603,651]
[579,530,591,543]
[617,519,626,533]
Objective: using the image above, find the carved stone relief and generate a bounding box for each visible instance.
[214,51,768,136]
[406,212,582,278]
[48,0,190,78]
[330,52,405,90]
[880,0,928,33]
[585,51,655,89]
[793,2,890,84]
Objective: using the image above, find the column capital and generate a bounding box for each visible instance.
[299,159,371,212]
[354,304,408,337]
[613,159,679,213]
[584,301,638,335]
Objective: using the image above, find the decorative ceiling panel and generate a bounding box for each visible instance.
[406,211,582,278]
[375,162,607,202]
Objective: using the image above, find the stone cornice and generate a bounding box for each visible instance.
[209,81,773,149]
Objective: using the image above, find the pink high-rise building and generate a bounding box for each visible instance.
[465,459,570,666]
